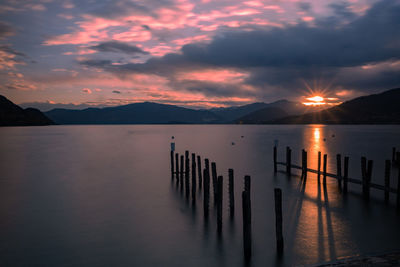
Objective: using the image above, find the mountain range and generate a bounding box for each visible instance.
[2,87,400,126]
[0,95,54,126]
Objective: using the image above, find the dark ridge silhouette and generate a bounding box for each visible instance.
[270,88,400,124]
[236,107,288,124]
[0,95,54,126]
[45,102,222,124]
[208,102,270,121]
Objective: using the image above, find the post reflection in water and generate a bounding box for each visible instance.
[289,125,349,263]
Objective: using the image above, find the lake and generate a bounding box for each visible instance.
[1,125,400,266]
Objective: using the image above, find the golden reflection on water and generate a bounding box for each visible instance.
[290,125,351,264]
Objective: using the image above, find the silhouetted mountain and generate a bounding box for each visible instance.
[236,107,288,124]
[271,88,400,124]
[45,102,222,124]
[0,95,54,126]
[209,102,270,121]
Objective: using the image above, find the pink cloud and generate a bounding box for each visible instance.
[176,69,249,83]
[82,88,92,94]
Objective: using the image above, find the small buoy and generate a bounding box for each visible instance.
[232,142,235,145]
[171,136,174,139]
[241,135,244,138]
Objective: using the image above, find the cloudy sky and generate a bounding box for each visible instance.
[0,0,399,110]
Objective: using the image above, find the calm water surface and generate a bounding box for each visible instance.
[1,125,400,266]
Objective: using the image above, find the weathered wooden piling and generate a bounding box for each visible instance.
[242,187,251,260]
[211,162,218,203]
[175,153,179,181]
[301,149,305,179]
[217,175,223,233]
[185,150,189,178]
[343,156,349,193]
[244,175,251,193]
[185,153,190,198]
[170,150,175,178]
[286,147,292,176]
[303,150,308,179]
[229,169,235,217]
[366,160,373,200]
[180,155,184,189]
[317,151,321,183]
[323,154,327,185]
[384,160,391,204]
[274,188,284,256]
[274,146,277,173]
[203,168,210,218]
[191,153,196,203]
[361,157,367,198]
[337,154,342,188]
[397,152,400,166]
[197,155,202,189]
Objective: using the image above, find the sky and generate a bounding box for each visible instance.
[0,0,399,110]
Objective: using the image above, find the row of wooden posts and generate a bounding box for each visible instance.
[274,146,400,207]
[170,150,284,260]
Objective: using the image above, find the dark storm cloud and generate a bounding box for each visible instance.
[297,2,312,11]
[80,0,400,95]
[0,44,27,58]
[89,41,149,55]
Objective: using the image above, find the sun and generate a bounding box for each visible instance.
[303,95,326,106]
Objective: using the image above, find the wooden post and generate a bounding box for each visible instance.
[175,153,179,181]
[180,155,184,190]
[244,175,251,193]
[217,175,223,233]
[323,154,327,185]
[336,154,342,188]
[242,190,251,261]
[286,147,291,176]
[229,169,235,217]
[191,153,196,203]
[317,151,321,183]
[301,149,305,179]
[170,150,175,178]
[304,150,308,179]
[361,157,367,198]
[343,156,349,193]
[384,160,391,204]
[274,188,284,256]
[197,155,202,189]
[205,158,210,180]
[366,160,373,200]
[185,150,189,178]
[392,147,396,163]
[273,146,277,173]
[203,168,210,219]
[212,162,218,203]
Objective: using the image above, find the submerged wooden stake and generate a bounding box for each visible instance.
[191,153,196,203]
[361,157,367,198]
[217,175,223,233]
[242,189,251,261]
[274,188,284,256]
[229,168,235,217]
[323,154,327,185]
[317,151,321,183]
[384,160,391,204]
[175,153,179,181]
[337,154,342,188]
[286,147,292,176]
[343,156,349,193]
[397,167,400,211]
[197,155,202,189]
[180,155,184,190]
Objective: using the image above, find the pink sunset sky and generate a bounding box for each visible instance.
[0,0,399,110]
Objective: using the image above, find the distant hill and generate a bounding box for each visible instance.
[0,95,54,126]
[208,102,270,122]
[236,107,288,124]
[272,88,400,124]
[45,102,222,124]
